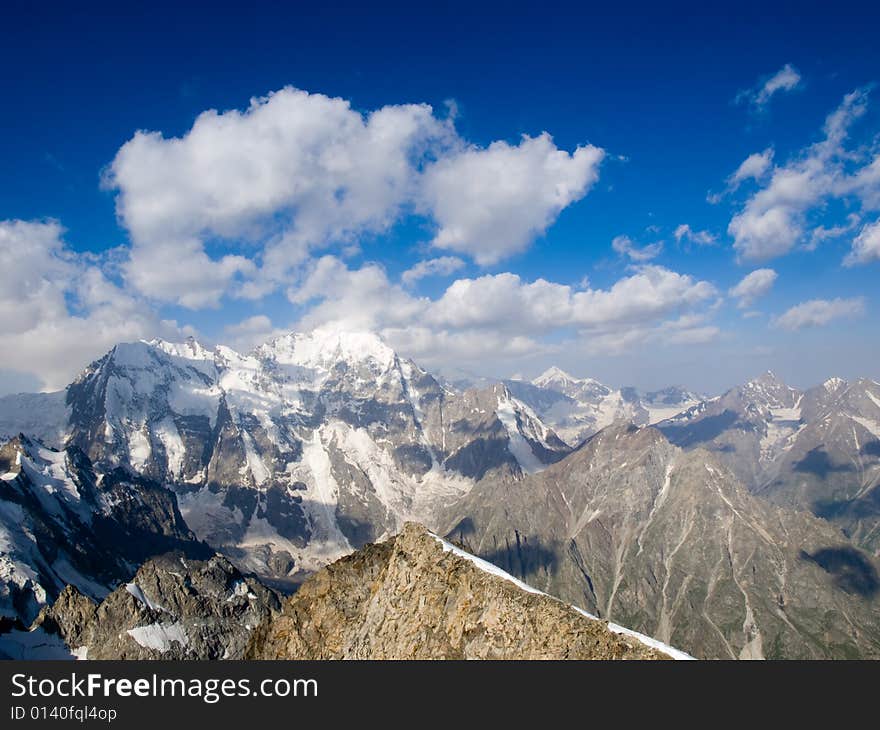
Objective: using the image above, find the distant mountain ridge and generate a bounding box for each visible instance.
[440,422,880,659]
[505,366,702,446]
[0,329,570,620]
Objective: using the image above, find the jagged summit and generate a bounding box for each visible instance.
[533,365,581,386]
[513,367,701,447]
[147,335,215,362]
[746,369,788,388]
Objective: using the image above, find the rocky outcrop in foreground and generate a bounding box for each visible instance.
[246,523,685,660]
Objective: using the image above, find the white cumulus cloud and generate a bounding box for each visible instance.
[0,219,188,391]
[288,256,718,370]
[105,88,604,306]
[420,133,604,265]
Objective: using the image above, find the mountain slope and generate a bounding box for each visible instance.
[440,423,880,659]
[658,374,880,554]
[246,522,685,660]
[0,435,210,625]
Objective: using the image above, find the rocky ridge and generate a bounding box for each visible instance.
[0,435,209,625]
[246,523,685,660]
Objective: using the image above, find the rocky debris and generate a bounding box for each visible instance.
[32,553,280,659]
[246,523,676,660]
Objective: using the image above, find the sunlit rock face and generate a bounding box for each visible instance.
[246,523,679,661]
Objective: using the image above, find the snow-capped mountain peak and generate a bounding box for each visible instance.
[514,368,700,446]
[533,366,581,388]
[147,336,215,363]
[1,328,573,597]
[741,370,800,409]
[255,328,398,372]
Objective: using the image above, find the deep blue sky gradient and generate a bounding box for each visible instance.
[2,1,879,391]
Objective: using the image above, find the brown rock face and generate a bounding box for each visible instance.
[246,523,672,660]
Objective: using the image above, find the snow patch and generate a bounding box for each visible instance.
[126,622,188,653]
[496,392,545,474]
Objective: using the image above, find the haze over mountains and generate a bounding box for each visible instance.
[1,329,879,659]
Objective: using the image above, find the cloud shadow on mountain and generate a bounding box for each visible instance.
[793,447,854,479]
[799,546,879,598]
[658,409,740,447]
[861,440,880,457]
[813,485,880,522]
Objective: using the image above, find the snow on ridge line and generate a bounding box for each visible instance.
[572,608,695,661]
[432,532,545,596]
[430,532,694,660]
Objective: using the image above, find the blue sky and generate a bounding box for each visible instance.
[1,1,879,394]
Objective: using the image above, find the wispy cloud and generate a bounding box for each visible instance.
[773,297,865,330]
[728,89,876,262]
[612,234,663,261]
[736,63,802,110]
[844,219,880,265]
[401,256,466,286]
[674,224,716,247]
[729,268,777,308]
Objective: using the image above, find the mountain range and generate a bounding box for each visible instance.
[1,329,878,659]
